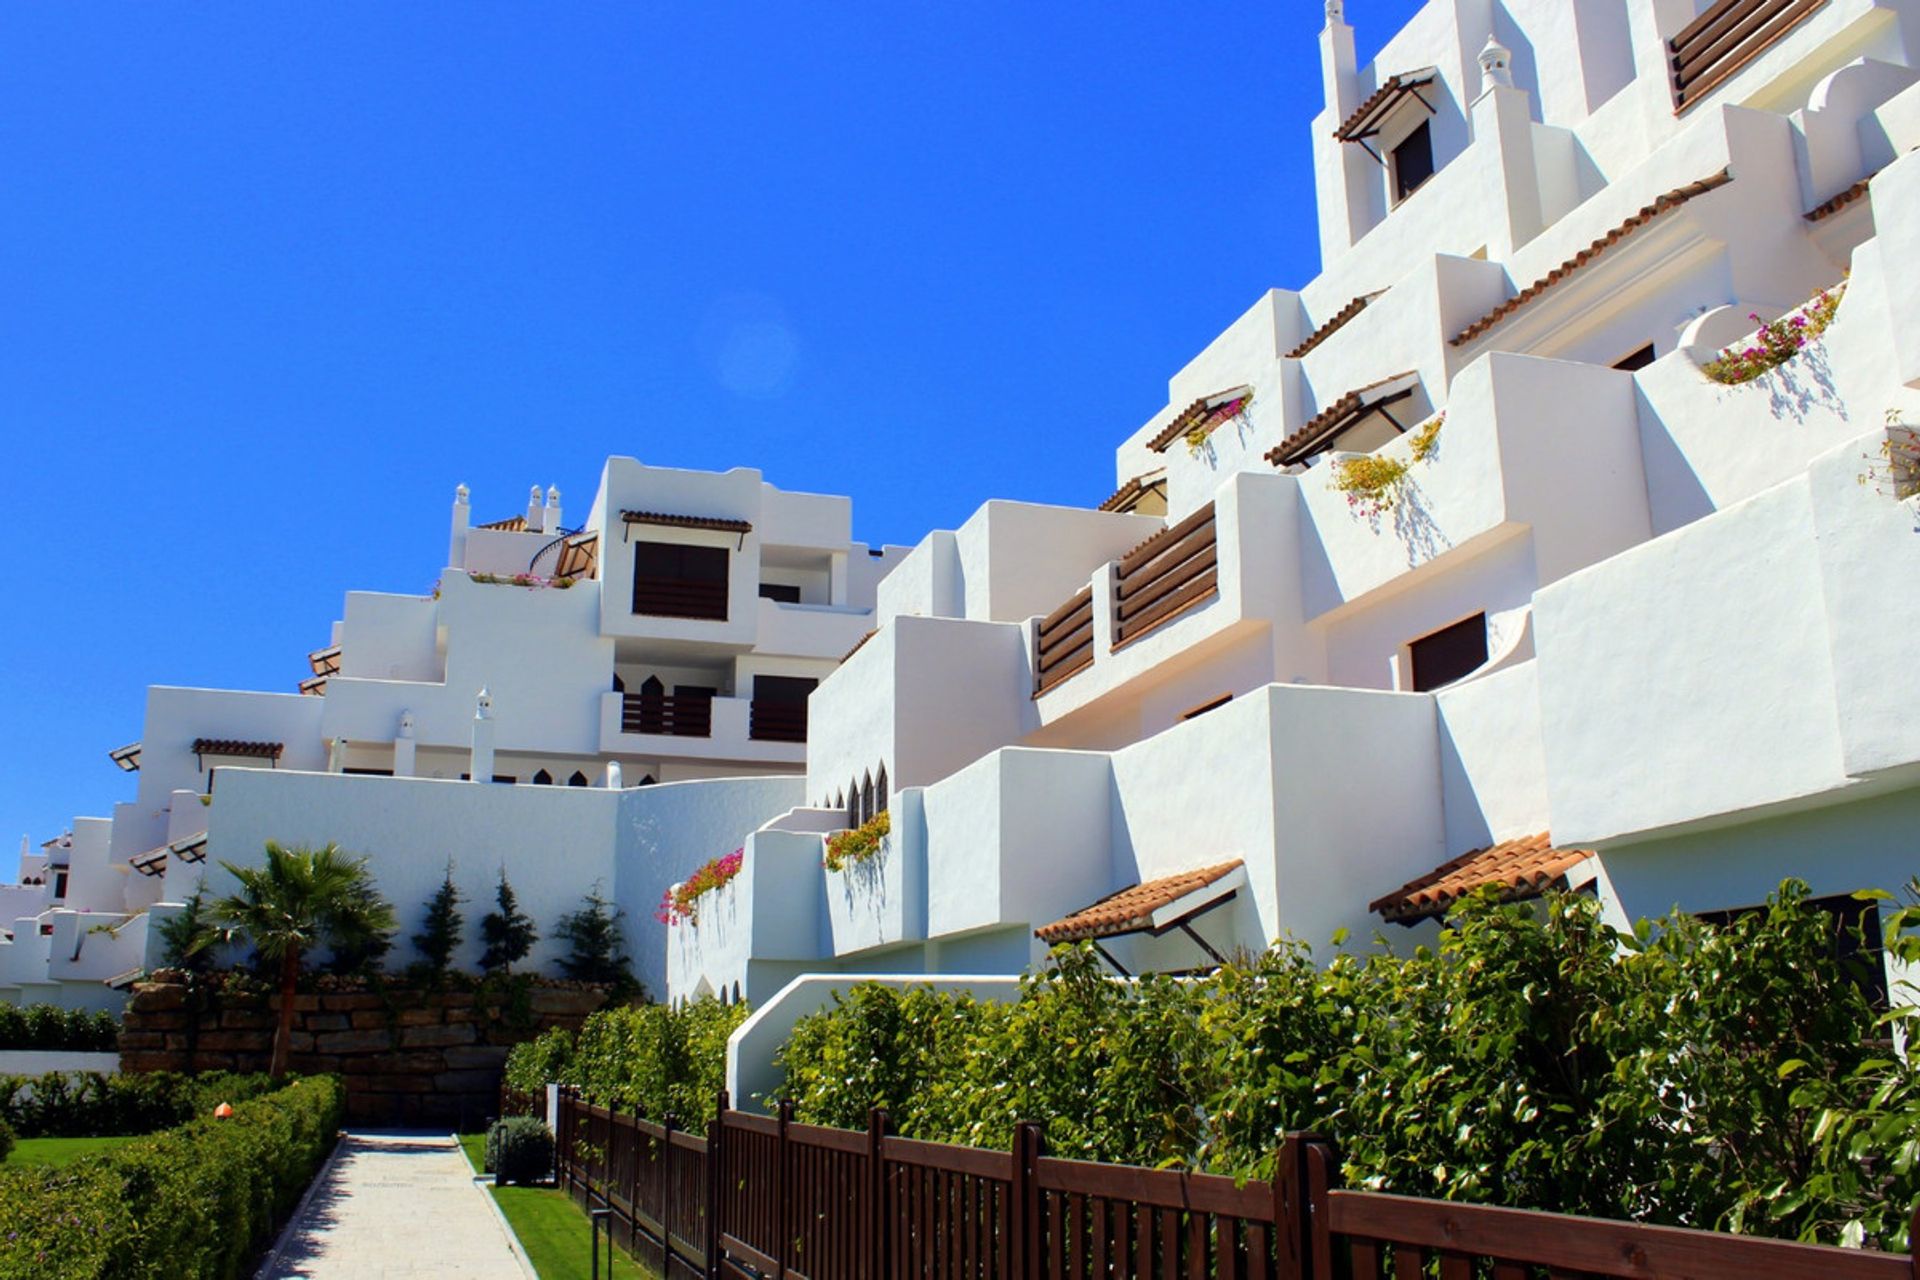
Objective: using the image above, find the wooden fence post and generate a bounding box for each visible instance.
[1302,1136,1337,1280]
[659,1114,674,1263]
[1273,1132,1315,1280]
[1011,1121,1044,1280]
[866,1108,889,1280]
[706,1090,728,1280]
[775,1098,794,1279]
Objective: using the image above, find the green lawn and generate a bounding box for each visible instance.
[5,1135,140,1169]
[458,1132,655,1280]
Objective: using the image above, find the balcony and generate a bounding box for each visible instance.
[621,691,713,737]
[748,699,807,743]
[631,577,728,622]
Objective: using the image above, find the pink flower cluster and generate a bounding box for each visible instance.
[1703,285,1843,386]
[656,847,745,926]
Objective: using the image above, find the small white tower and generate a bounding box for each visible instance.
[526,485,545,533]
[470,689,497,783]
[449,483,471,571]
[328,736,348,774]
[1479,36,1514,92]
[546,485,563,532]
[393,709,418,778]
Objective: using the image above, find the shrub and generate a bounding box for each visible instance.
[412,863,465,980]
[0,1074,344,1280]
[0,1070,279,1139]
[656,849,744,926]
[823,812,890,874]
[1702,283,1845,385]
[0,1004,120,1052]
[503,997,746,1127]
[777,880,1920,1251]
[0,1118,13,1165]
[486,1116,553,1185]
[553,885,638,994]
[480,870,538,974]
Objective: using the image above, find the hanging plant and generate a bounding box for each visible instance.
[1184,393,1254,456]
[824,811,890,874]
[1333,411,1444,517]
[1859,412,1920,501]
[1702,282,1845,385]
[656,848,744,926]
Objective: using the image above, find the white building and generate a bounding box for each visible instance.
[7,0,1919,1018]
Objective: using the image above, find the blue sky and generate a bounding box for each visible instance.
[0,2,1424,877]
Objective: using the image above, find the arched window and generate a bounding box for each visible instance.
[568,770,589,787]
[612,673,625,693]
[532,769,553,786]
[861,771,874,826]
[846,780,859,830]
[875,763,889,814]
[638,773,657,787]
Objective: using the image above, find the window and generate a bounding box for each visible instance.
[875,763,888,814]
[1409,613,1488,692]
[1613,343,1657,372]
[52,872,68,899]
[1697,894,1887,1010]
[1181,694,1234,722]
[343,767,393,777]
[631,540,730,620]
[532,769,553,785]
[861,771,875,826]
[568,771,590,787]
[758,582,802,604]
[1392,121,1435,202]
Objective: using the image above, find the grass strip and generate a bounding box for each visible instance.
[4,1134,139,1169]
[487,1183,655,1280]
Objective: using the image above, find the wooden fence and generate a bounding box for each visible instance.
[554,1089,1918,1280]
[1034,585,1095,695]
[1113,501,1217,649]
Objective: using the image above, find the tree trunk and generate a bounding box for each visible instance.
[271,946,300,1078]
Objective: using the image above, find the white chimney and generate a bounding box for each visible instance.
[470,689,496,783]
[1479,36,1514,92]
[546,485,563,532]
[449,483,471,570]
[527,485,545,533]
[393,710,417,778]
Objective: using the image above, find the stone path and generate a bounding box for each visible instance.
[262,1131,532,1279]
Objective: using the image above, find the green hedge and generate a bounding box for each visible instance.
[503,998,745,1127]
[778,881,1920,1252]
[0,1075,344,1279]
[0,1005,119,1052]
[0,1071,280,1139]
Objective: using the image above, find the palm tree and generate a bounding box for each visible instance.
[211,842,396,1077]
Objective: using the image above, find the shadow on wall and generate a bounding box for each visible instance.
[1634,379,1715,533]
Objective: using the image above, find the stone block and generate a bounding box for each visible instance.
[188,1052,237,1073]
[439,992,477,1009]
[118,1051,181,1073]
[433,1069,500,1093]
[396,1007,441,1028]
[194,1031,264,1053]
[287,1032,316,1053]
[316,1029,398,1054]
[138,1012,190,1032]
[368,1074,435,1094]
[340,1052,442,1075]
[350,1010,393,1031]
[443,1045,511,1070]
[321,994,386,1012]
[528,988,605,1017]
[117,1031,165,1052]
[219,1010,277,1031]
[303,1013,350,1032]
[130,984,187,1012]
[399,1023,477,1049]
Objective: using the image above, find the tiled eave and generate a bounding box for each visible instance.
[1805,175,1872,222]
[109,742,142,773]
[1036,861,1245,944]
[1145,387,1254,454]
[476,515,530,532]
[619,510,753,535]
[191,738,284,762]
[1333,69,1437,142]
[1450,170,1733,348]
[1099,472,1167,514]
[1285,291,1380,360]
[308,645,341,677]
[1370,832,1591,925]
[1264,371,1418,468]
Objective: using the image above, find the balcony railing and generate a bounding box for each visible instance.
[620,692,713,737]
[1113,500,1218,648]
[1670,0,1827,111]
[1034,585,1095,696]
[748,699,808,743]
[631,578,728,621]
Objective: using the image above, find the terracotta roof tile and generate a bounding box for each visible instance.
[476,515,531,532]
[191,738,285,761]
[298,675,329,697]
[1099,474,1166,514]
[1285,291,1380,360]
[1805,175,1872,222]
[619,510,753,535]
[1146,388,1254,453]
[842,629,878,662]
[1263,371,1417,468]
[1451,170,1732,348]
[1036,860,1243,943]
[108,742,141,772]
[308,645,341,677]
[1333,70,1437,142]
[1370,832,1590,924]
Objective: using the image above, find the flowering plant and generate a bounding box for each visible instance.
[1702,283,1845,385]
[1333,411,1444,518]
[656,848,744,926]
[1859,411,1920,501]
[824,811,890,873]
[1185,394,1253,456]
[469,571,578,590]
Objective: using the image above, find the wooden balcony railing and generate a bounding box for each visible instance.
[620,692,713,737]
[748,699,807,743]
[1035,584,1095,696]
[1113,500,1218,649]
[631,577,728,621]
[1670,0,1827,111]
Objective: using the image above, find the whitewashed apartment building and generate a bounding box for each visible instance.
[6,0,1919,1020]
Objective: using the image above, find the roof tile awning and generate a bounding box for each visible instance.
[1805,173,1873,223]
[109,742,142,773]
[1450,170,1733,348]
[1370,832,1592,925]
[554,532,600,579]
[129,845,169,877]
[191,739,284,762]
[1036,860,1246,944]
[1146,387,1254,454]
[170,833,209,864]
[1286,291,1380,361]
[308,645,341,677]
[298,675,328,697]
[476,514,531,532]
[1334,69,1437,143]
[1099,472,1168,515]
[1264,371,1419,468]
[620,510,753,535]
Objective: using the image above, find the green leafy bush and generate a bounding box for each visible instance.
[0,1118,13,1165]
[486,1115,553,1185]
[0,1070,279,1138]
[0,1004,120,1052]
[0,1074,344,1279]
[502,997,746,1127]
[777,881,1920,1251]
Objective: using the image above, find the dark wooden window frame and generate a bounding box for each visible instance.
[1408,612,1489,693]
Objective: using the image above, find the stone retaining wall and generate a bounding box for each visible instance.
[119,979,606,1127]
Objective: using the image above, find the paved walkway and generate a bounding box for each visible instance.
[263,1131,532,1279]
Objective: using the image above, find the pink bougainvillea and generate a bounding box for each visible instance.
[656,847,745,926]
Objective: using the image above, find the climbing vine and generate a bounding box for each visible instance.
[1333,411,1443,517]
